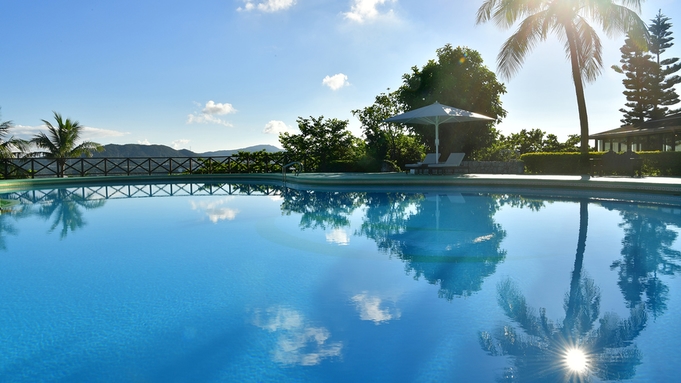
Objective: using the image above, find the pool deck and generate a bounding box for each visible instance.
[1,172,681,196]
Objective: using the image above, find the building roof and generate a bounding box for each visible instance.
[589,114,681,139]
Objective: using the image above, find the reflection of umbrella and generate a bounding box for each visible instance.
[384,102,494,163]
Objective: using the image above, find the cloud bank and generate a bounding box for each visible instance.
[322,73,349,91]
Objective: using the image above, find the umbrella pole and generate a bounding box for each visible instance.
[434,118,440,164]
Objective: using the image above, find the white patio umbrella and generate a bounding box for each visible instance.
[384,101,494,163]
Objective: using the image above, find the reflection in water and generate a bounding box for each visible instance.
[251,306,343,366]
[37,189,106,239]
[604,203,681,319]
[351,292,401,325]
[326,228,350,245]
[280,189,361,230]
[190,198,239,223]
[361,192,508,300]
[480,201,647,382]
[0,203,29,250]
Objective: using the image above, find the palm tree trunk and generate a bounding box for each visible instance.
[565,25,591,175]
[564,199,589,335]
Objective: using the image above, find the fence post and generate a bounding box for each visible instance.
[31,159,35,179]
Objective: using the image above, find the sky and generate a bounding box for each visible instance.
[2,0,680,153]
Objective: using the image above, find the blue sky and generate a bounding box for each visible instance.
[2,0,680,153]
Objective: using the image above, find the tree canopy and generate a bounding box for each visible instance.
[395,45,507,159]
[278,116,358,172]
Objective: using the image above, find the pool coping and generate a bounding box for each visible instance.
[1,173,681,196]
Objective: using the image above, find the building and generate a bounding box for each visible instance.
[590,114,681,152]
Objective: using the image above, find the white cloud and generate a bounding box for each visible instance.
[351,293,401,324]
[263,120,295,135]
[202,100,236,115]
[322,73,350,91]
[326,228,350,245]
[252,306,343,366]
[238,0,296,12]
[172,139,190,150]
[138,139,151,145]
[187,100,236,127]
[344,0,396,23]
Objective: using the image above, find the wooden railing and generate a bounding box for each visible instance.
[0,153,293,179]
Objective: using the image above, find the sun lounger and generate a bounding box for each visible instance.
[405,153,440,174]
[428,153,467,174]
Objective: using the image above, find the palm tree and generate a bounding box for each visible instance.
[476,0,647,173]
[0,108,28,158]
[30,112,103,177]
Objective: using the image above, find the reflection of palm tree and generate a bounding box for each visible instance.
[480,200,647,381]
[0,202,31,250]
[609,208,681,319]
[37,189,106,239]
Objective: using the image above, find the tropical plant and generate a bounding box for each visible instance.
[30,112,103,177]
[0,108,28,159]
[476,0,647,173]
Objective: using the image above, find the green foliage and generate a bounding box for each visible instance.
[278,116,359,172]
[352,90,425,169]
[648,10,681,118]
[396,45,507,160]
[521,152,599,175]
[613,10,681,123]
[30,112,104,177]
[190,150,286,174]
[521,151,681,176]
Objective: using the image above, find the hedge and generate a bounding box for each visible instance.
[520,151,681,176]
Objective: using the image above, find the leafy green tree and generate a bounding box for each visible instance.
[0,108,28,159]
[278,116,358,172]
[648,10,681,119]
[613,31,656,126]
[30,112,104,177]
[477,0,647,173]
[396,45,507,160]
[351,90,425,169]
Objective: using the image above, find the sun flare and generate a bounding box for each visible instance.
[565,348,588,373]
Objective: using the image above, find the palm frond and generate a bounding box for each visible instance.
[497,10,550,79]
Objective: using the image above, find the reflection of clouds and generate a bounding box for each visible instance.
[190,199,239,223]
[351,292,401,325]
[252,306,342,366]
[326,228,350,245]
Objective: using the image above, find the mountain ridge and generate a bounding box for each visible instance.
[93,144,282,158]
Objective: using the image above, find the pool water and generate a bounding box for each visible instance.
[1,182,680,382]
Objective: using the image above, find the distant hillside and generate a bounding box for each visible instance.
[94,144,282,158]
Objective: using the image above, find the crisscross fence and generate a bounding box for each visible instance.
[1,152,294,179]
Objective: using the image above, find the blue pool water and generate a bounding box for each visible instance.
[1,182,680,382]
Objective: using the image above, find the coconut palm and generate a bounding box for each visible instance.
[476,0,647,173]
[0,108,29,158]
[30,112,103,177]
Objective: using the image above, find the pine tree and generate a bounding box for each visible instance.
[613,32,656,126]
[648,10,681,119]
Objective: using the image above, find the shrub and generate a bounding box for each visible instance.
[521,151,681,176]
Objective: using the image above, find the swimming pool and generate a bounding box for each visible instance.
[1,181,680,382]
